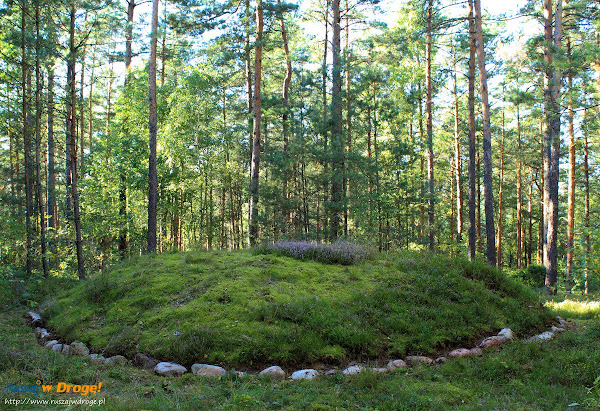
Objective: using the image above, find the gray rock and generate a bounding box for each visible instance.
[191,364,227,377]
[233,371,248,378]
[106,355,127,366]
[551,325,565,333]
[89,354,106,363]
[386,359,408,371]
[26,312,43,326]
[134,354,159,370]
[61,344,70,355]
[498,328,514,341]
[435,357,447,364]
[469,347,483,356]
[370,367,388,374]
[291,369,320,380]
[70,341,90,357]
[36,327,51,341]
[527,331,554,342]
[45,340,59,349]
[258,366,285,379]
[51,343,63,352]
[342,365,364,375]
[405,356,434,366]
[479,336,503,348]
[449,348,473,358]
[324,369,339,376]
[154,362,187,377]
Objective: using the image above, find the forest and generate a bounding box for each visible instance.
[0,0,599,293]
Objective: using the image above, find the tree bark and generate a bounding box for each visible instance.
[583,109,590,294]
[453,58,463,245]
[566,36,575,292]
[496,104,505,268]
[279,0,292,235]
[47,69,55,230]
[148,0,159,253]
[425,0,435,251]
[516,102,522,268]
[330,0,343,241]
[22,0,33,277]
[248,0,263,247]
[467,0,477,261]
[474,0,496,266]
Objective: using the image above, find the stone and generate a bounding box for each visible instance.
[70,341,90,357]
[233,371,248,378]
[551,325,565,333]
[26,312,43,327]
[370,367,388,374]
[134,354,159,370]
[61,344,70,355]
[469,347,483,356]
[258,366,285,379]
[435,357,447,364]
[89,354,106,363]
[405,356,434,366]
[291,369,320,380]
[191,364,227,377]
[36,327,51,341]
[342,365,364,375]
[387,359,408,371]
[45,340,59,349]
[527,331,554,343]
[498,328,514,342]
[51,344,63,352]
[449,348,473,358]
[324,369,339,376]
[106,355,127,366]
[154,362,187,377]
[480,336,503,348]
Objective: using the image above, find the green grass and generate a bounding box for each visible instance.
[40,250,551,370]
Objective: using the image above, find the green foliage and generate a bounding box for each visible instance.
[510,264,547,288]
[45,250,551,369]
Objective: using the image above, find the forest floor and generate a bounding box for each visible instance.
[1,251,599,410]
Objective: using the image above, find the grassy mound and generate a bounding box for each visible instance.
[43,250,552,369]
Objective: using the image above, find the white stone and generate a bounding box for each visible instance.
[551,325,565,333]
[45,340,59,349]
[258,366,285,378]
[342,365,364,375]
[291,369,320,380]
[51,344,63,352]
[370,367,388,374]
[387,359,408,371]
[154,362,187,377]
[191,364,227,377]
[527,331,554,342]
[498,328,514,341]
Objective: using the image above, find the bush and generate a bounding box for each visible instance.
[512,265,546,288]
[257,240,374,265]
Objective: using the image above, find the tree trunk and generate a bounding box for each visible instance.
[248,0,263,246]
[543,0,562,291]
[279,0,292,235]
[344,0,351,237]
[453,58,463,245]
[583,109,590,294]
[516,103,522,268]
[148,0,159,253]
[467,0,477,261]
[425,0,435,251]
[474,0,496,266]
[496,105,505,268]
[330,0,343,241]
[47,69,56,230]
[566,36,575,292]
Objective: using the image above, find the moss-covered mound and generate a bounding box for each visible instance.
[43,250,552,369]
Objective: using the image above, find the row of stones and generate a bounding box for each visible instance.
[25,311,573,381]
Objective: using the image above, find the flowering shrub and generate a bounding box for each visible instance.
[259,240,374,265]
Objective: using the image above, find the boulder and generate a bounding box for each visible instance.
[89,354,106,363]
[258,366,285,379]
[106,355,127,366]
[70,341,90,357]
[291,369,320,380]
[479,336,503,348]
[498,328,514,342]
[324,369,339,376]
[61,344,70,355]
[191,364,227,377]
[45,340,59,349]
[342,365,364,375]
[551,325,565,333]
[449,348,473,358]
[134,354,159,370]
[435,357,447,364]
[370,367,388,374]
[387,359,408,371]
[36,327,51,341]
[51,344,63,352]
[405,356,434,366]
[154,362,187,377]
[469,347,483,356]
[26,312,43,327]
[527,331,554,342]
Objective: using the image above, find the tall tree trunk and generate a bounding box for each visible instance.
[148,0,159,253]
[321,1,329,240]
[47,69,56,230]
[330,0,343,241]
[467,0,477,261]
[583,109,590,294]
[516,103,522,268]
[343,0,351,237]
[248,0,263,247]
[543,0,562,291]
[279,0,292,235]
[425,0,435,251]
[496,105,505,268]
[34,3,48,277]
[22,0,33,277]
[566,36,575,292]
[474,0,496,266]
[453,58,463,245]
[67,1,85,279]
